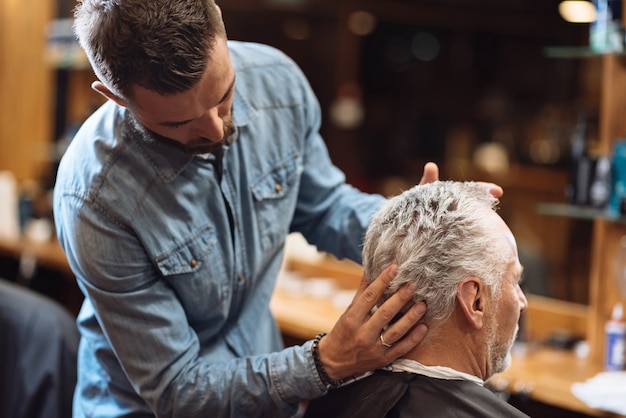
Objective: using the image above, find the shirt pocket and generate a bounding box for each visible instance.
[250,153,302,251]
[153,226,229,324]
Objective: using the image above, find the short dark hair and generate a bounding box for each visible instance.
[74,0,226,100]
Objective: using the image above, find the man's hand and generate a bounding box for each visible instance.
[419,162,503,198]
[317,265,427,381]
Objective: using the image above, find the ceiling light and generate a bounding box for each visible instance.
[559,0,597,23]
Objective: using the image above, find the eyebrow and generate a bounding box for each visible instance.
[160,75,236,128]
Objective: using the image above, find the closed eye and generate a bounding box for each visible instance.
[161,118,194,129]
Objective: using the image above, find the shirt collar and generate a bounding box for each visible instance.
[231,83,256,126]
[385,358,485,386]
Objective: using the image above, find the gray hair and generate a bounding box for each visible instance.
[73,0,226,100]
[363,181,509,324]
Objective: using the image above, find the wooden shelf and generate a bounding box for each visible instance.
[537,203,626,224]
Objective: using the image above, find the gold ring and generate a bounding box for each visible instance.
[379,332,392,348]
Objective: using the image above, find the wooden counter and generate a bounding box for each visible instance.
[0,236,71,275]
[492,347,625,418]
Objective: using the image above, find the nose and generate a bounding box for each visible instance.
[517,285,528,313]
[195,108,224,142]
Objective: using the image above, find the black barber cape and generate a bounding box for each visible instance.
[304,369,530,418]
[0,279,79,418]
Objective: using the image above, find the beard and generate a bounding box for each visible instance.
[486,319,519,377]
[125,111,235,155]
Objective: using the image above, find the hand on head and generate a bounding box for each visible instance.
[316,265,427,383]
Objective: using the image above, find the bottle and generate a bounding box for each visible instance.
[605,302,626,371]
[611,140,626,215]
[589,156,612,209]
[590,0,624,53]
[568,113,593,206]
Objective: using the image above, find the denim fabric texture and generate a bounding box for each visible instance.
[53,41,385,418]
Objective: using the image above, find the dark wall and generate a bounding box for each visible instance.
[222,1,588,189]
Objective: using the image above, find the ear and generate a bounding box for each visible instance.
[457,277,485,330]
[91,81,127,108]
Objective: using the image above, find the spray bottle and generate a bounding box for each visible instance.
[605,302,626,371]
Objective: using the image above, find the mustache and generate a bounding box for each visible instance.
[125,111,235,155]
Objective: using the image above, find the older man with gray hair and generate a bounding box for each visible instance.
[304,181,529,418]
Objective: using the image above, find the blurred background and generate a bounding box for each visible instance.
[5,3,626,415]
[0,0,611,307]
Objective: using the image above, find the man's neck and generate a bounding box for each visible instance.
[402,329,487,381]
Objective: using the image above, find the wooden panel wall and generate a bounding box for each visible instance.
[0,0,54,182]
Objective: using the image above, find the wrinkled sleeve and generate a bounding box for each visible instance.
[288,65,387,263]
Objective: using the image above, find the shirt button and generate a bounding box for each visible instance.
[274,184,282,193]
[237,274,244,282]
[190,259,198,267]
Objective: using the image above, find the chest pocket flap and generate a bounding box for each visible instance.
[154,227,217,276]
[250,153,301,201]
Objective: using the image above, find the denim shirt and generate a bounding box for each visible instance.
[53,41,386,418]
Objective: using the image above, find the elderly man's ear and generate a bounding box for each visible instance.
[457,277,485,330]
